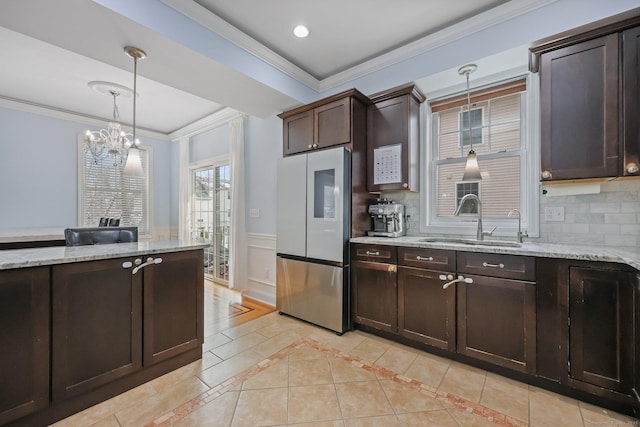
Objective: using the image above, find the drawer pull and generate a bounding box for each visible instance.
[482,262,504,269]
[416,255,433,261]
[365,251,380,256]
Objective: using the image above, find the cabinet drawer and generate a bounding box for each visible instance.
[352,244,397,263]
[457,252,535,281]
[398,247,455,271]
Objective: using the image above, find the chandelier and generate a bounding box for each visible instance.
[84,46,146,177]
[85,87,133,166]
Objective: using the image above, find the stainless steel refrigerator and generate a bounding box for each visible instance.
[276,146,351,334]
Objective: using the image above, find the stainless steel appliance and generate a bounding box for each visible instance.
[367,200,406,237]
[276,147,350,334]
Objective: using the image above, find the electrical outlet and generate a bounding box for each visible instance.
[544,206,565,222]
[249,208,260,218]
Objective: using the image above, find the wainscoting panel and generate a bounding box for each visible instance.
[245,233,276,306]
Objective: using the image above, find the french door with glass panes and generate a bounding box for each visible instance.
[191,163,231,284]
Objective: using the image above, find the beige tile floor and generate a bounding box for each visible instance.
[52,308,639,427]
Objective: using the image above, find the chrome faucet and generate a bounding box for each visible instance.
[508,209,528,243]
[453,194,495,240]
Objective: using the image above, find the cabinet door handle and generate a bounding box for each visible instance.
[308,144,313,149]
[482,262,504,269]
[442,275,473,289]
[365,251,380,256]
[132,257,163,274]
[541,170,552,179]
[626,163,639,174]
[439,274,454,281]
[122,261,133,269]
[416,256,433,261]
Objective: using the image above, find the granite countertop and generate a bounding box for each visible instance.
[0,240,210,271]
[351,236,640,271]
[0,227,65,243]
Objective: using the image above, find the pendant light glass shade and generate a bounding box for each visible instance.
[123,46,146,177]
[123,146,144,177]
[458,63,481,181]
[462,149,482,181]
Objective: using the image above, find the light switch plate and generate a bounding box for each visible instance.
[544,206,564,222]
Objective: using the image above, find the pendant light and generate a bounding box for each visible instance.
[123,46,146,177]
[458,63,482,181]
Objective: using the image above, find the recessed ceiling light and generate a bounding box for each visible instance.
[293,25,309,38]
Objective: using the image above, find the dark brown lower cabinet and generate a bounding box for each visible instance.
[568,266,635,394]
[143,250,204,365]
[52,258,143,401]
[0,268,50,425]
[398,266,456,351]
[352,260,397,333]
[457,275,536,374]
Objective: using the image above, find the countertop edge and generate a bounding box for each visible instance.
[350,236,640,271]
[0,240,210,270]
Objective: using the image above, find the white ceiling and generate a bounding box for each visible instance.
[194,0,508,79]
[0,0,524,136]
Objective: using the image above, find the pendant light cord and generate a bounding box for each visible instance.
[132,56,138,147]
[466,72,472,152]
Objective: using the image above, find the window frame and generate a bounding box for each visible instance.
[459,107,485,148]
[420,70,540,239]
[77,135,153,238]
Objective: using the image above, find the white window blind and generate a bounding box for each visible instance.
[429,78,526,221]
[78,138,150,235]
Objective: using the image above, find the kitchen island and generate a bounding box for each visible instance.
[350,236,640,417]
[0,240,207,427]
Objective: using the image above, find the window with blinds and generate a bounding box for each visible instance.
[430,78,526,220]
[79,141,150,235]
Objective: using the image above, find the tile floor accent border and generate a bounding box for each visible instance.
[227,302,253,318]
[144,337,527,427]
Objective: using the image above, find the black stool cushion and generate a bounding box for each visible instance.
[64,227,138,246]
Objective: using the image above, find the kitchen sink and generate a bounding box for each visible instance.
[419,237,522,248]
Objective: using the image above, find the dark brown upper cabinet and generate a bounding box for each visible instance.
[530,8,640,182]
[279,89,369,156]
[538,34,619,181]
[623,26,640,176]
[367,84,425,192]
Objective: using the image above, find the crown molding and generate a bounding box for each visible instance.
[0,94,245,142]
[168,107,243,140]
[0,95,169,140]
[160,0,320,91]
[162,0,556,94]
[319,0,557,91]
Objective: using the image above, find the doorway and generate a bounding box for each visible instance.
[192,162,231,285]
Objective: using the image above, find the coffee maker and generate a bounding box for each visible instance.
[367,199,406,237]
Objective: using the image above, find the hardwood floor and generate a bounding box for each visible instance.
[203,279,274,336]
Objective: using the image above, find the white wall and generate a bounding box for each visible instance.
[191,125,230,163]
[0,105,173,235]
[245,115,282,235]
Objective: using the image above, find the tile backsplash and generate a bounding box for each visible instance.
[538,179,640,249]
[380,179,640,250]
